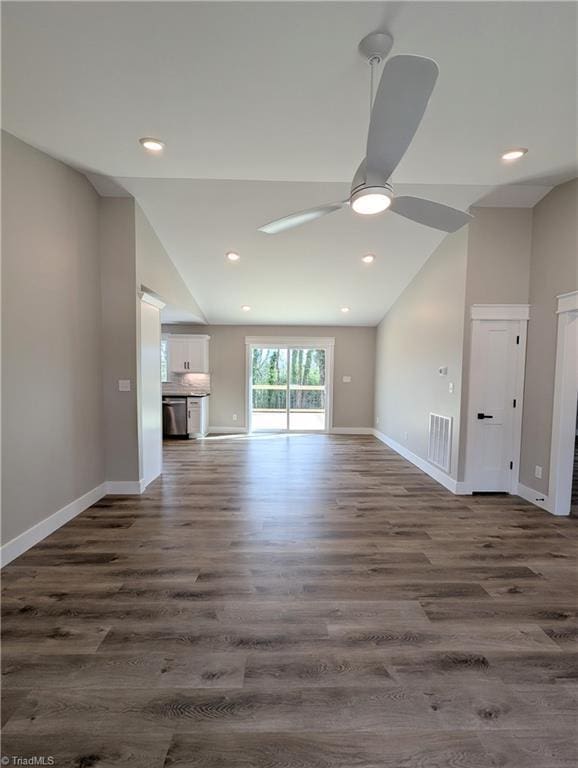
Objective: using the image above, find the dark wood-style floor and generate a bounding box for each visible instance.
[2,434,577,767]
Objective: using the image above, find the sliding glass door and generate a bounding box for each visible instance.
[251,347,288,431]
[288,348,326,431]
[250,345,328,432]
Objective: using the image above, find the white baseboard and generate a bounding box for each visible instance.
[209,426,249,434]
[105,479,146,495]
[516,482,552,513]
[372,429,460,494]
[0,482,107,568]
[210,427,373,436]
[331,427,374,435]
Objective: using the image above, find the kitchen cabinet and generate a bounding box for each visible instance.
[167,335,210,373]
[187,396,209,437]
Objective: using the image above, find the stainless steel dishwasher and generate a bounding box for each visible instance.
[162,397,188,438]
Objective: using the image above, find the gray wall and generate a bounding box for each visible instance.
[2,134,205,549]
[520,179,578,493]
[2,132,104,544]
[373,227,469,480]
[99,198,141,483]
[465,207,532,306]
[164,325,376,430]
[458,207,533,478]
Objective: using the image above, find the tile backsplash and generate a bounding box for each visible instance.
[163,372,210,393]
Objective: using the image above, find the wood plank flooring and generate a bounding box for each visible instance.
[2,434,577,767]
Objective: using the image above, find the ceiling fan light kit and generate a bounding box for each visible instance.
[258,32,473,236]
[351,184,393,215]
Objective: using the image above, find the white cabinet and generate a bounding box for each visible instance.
[187,397,209,437]
[168,338,191,373]
[167,335,210,373]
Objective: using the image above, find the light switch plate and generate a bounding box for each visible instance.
[535,465,543,479]
[342,376,352,383]
[118,379,131,392]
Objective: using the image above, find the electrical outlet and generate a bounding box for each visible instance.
[448,382,454,394]
[342,375,352,383]
[232,414,238,422]
[535,465,543,479]
[118,379,131,392]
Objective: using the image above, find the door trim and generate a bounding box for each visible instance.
[245,337,335,433]
[548,290,578,516]
[464,313,528,494]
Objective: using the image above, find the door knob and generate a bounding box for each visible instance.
[477,412,493,420]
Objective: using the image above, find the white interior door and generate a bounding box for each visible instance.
[140,300,162,487]
[466,319,525,492]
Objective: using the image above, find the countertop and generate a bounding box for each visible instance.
[162,392,210,398]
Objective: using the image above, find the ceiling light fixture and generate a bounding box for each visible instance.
[241,305,251,312]
[501,147,528,162]
[226,251,240,262]
[362,254,375,264]
[341,306,351,313]
[351,186,392,215]
[139,137,165,153]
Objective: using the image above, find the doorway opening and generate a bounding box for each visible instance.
[246,337,334,433]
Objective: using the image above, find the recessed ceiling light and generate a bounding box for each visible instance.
[501,147,528,162]
[226,251,240,262]
[340,306,350,313]
[351,187,392,215]
[361,254,375,264]
[139,137,165,153]
[241,305,251,312]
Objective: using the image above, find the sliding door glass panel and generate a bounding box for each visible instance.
[289,348,326,431]
[251,348,288,430]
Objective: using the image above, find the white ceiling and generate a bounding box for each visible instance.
[3,1,576,325]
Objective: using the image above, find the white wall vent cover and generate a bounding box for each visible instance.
[428,413,452,473]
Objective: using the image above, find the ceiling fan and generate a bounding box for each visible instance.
[259,32,473,236]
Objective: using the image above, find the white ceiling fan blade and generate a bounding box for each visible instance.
[366,55,439,182]
[258,202,346,234]
[391,196,473,232]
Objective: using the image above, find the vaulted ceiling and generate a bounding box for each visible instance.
[3,1,576,324]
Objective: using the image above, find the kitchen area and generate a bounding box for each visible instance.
[161,334,210,439]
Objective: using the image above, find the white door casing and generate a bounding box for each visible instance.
[548,291,578,516]
[139,297,163,488]
[465,305,529,493]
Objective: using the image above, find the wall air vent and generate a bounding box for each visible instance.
[428,413,452,473]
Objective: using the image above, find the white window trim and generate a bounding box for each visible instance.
[548,290,578,515]
[245,336,335,349]
[245,336,335,434]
